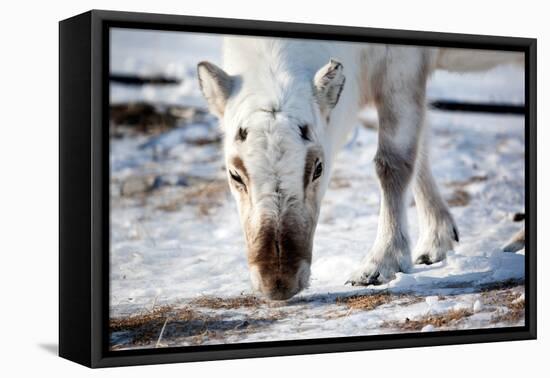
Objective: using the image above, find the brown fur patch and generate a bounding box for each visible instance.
[239,147,322,299]
[231,156,249,181]
[248,216,311,299]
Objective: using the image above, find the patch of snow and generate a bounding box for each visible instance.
[421,324,435,332]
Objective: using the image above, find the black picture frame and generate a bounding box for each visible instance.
[59,9,537,368]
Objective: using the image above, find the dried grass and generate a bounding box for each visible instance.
[110,306,175,331]
[110,306,197,346]
[447,188,471,207]
[491,306,524,324]
[189,295,267,309]
[336,293,394,311]
[335,293,421,312]
[384,308,473,331]
[482,287,525,325]
[110,302,285,348]
[154,180,229,215]
[446,175,488,188]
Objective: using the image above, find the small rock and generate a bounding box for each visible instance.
[473,299,483,313]
[121,176,154,196]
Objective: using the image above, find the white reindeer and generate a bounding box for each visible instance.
[197,36,522,300]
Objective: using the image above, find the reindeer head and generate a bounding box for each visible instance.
[197,58,345,300]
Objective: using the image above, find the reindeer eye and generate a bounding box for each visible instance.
[313,160,323,181]
[229,170,245,186]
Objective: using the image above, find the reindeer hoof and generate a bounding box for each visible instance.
[415,254,434,265]
[346,271,382,286]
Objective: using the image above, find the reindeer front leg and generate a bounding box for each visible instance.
[348,48,430,285]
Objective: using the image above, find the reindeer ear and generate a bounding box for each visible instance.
[197,61,233,118]
[314,59,346,116]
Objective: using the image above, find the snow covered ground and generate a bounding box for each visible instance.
[109,28,526,350]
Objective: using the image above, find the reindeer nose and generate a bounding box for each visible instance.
[247,221,312,300]
[260,276,298,300]
[264,287,294,300]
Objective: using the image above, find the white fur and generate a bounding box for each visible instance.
[198,37,523,293]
